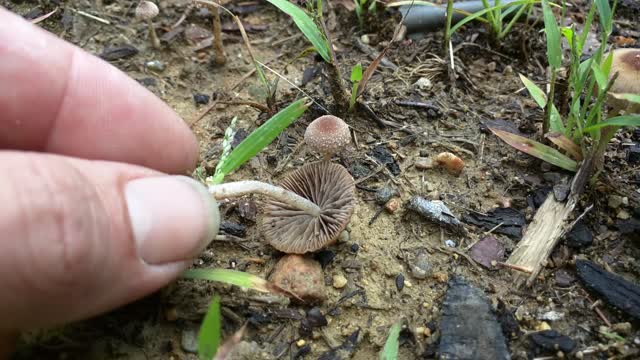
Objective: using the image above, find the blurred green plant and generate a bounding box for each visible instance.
[354,0,378,29]
[198,296,222,360]
[480,0,534,42]
[379,321,402,360]
[349,63,363,111]
[208,98,309,185]
[491,0,640,177]
[264,0,350,111]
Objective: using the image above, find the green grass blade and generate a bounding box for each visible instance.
[576,5,596,53]
[449,0,537,35]
[594,0,612,34]
[549,103,565,133]
[591,61,608,92]
[198,296,221,360]
[265,0,331,62]
[182,269,273,292]
[211,117,238,185]
[490,128,578,171]
[519,74,547,108]
[350,63,363,111]
[541,0,561,69]
[379,322,402,360]
[215,99,309,178]
[583,115,640,132]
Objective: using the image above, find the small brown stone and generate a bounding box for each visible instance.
[384,198,400,213]
[270,255,326,303]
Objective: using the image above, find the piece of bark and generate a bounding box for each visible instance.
[439,276,511,360]
[576,259,640,320]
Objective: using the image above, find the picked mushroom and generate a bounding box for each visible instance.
[304,115,351,159]
[262,161,356,254]
[135,1,161,49]
[607,48,640,115]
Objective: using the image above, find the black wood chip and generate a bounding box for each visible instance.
[439,276,511,360]
[576,259,640,320]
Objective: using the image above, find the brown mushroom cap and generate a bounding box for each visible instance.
[304,115,351,157]
[262,161,356,254]
[607,48,640,114]
[609,48,640,94]
[135,1,159,21]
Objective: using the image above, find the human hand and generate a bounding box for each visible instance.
[0,7,219,353]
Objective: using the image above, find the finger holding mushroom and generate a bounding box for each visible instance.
[135,1,161,49]
[606,48,640,116]
[304,115,352,160]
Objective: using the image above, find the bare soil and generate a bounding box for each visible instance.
[6,0,640,359]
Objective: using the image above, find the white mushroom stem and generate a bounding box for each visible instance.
[147,20,161,49]
[208,181,321,217]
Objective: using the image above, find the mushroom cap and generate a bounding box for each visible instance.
[135,1,159,21]
[304,115,351,157]
[262,161,356,254]
[607,48,640,113]
[609,48,640,94]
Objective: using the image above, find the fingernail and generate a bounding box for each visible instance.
[124,176,219,265]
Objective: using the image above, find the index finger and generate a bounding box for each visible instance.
[0,7,199,174]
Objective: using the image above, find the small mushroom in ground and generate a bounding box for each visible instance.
[209,2,226,65]
[434,152,464,176]
[607,48,640,115]
[262,161,356,254]
[269,254,326,303]
[135,1,161,49]
[304,115,351,159]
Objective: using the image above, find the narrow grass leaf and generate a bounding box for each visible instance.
[216,99,308,177]
[519,74,547,108]
[379,321,402,360]
[541,0,561,68]
[490,128,578,171]
[549,103,565,133]
[591,61,607,92]
[449,0,538,34]
[183,269,273,292]
[583,116,640,132]
[265,0,331,62]
[198,296,221,360]
[545,132,583,160]
[594,0,612,34]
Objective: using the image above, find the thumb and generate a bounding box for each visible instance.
[0,151,219,331]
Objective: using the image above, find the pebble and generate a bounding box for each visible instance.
[350,243,360,253]
[503,65,513,75]
[534,321,551,331]
[487,61,497,72]
[444,239,456,247]
[565,221,593,248]
[338,230,350,243]
[193,93,210,105]
[415,158,435,170]
[413,77,433,90]
[181,329,198,353]
[145,60,165,72]
[296,339,306,347]
[608,195,623,209]
[360,34,370,44]
[538,310,564,322]
[409,250,432,279]
[384,198,400,213]
[270,255,326,303]
[416,327,425,335]
[617,209,630,219]
[612,322,632,335]
[395,273,405,291]
[332,274,348,289]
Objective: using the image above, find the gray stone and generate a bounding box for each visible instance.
[181,329,198,353]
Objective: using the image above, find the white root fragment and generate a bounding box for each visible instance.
[208,181,321,217]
